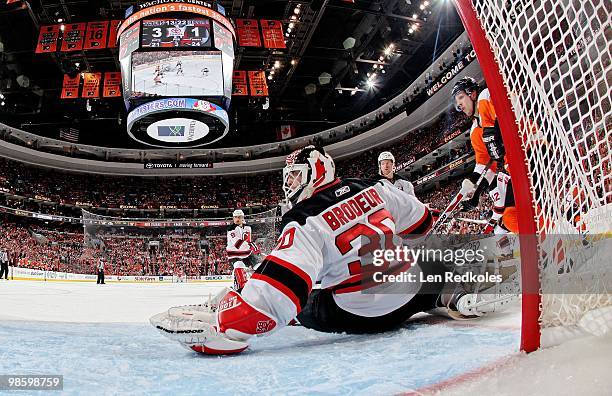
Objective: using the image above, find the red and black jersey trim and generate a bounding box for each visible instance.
[251,255,312,310]
[398,209,433,236]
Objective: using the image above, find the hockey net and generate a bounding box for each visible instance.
[453,0,611,351]
[82,208,280,279]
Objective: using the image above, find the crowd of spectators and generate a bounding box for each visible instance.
[0,107,473,217]
[0,214,283,277]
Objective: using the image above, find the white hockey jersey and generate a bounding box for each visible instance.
[226,224,253,259]
[384,175,415,196]
[241,178,433,330]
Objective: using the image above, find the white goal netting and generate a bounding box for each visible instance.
[457,0,611,348]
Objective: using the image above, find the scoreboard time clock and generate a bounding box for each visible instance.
[141,19,212,48]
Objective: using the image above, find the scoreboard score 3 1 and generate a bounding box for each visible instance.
[141,19,212,48]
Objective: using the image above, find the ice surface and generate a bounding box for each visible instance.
[2,281,606,395]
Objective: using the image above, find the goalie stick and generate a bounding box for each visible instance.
[427,160,494,236]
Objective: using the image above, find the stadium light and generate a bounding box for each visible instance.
[274,61,281,68]
[289,22,295,29]
[294,7,300,14]
[412,24,419,30]
[412,13,418,19]
[420,4,425,10]
[424,1,429,6]
[60,24,65,31]
[408,28,414,34]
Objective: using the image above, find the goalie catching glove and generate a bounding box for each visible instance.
[150,289,277,355]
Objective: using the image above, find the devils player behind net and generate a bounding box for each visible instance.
[151,146,517,355]
[377,151,415,196]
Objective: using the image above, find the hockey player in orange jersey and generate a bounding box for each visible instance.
[452,77,518,234]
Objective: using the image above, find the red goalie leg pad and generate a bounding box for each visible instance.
[217,290,277,341]
[232,266,249,290]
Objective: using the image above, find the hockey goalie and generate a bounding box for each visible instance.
[151,146,518,355]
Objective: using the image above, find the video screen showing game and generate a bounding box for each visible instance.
[131,50,224,97]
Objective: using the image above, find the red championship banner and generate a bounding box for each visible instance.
[236,19,261,47]
[81,72,102,98]
[84,21,109,50]
[248,71,269,97]
[103,72,122,97]
[60,74,81,99]
[35,25,61,53]
[60,23,86,52]
[232,71,248,96]
[261,20,286,49]
[107,19,121,48]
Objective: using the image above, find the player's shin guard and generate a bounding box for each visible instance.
[217,290,277,341]
[232,261,249,291]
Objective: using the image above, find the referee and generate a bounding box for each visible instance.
[0,249,8,280]
[96,257,106,285]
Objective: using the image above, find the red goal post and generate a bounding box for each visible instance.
[452,0,611,352]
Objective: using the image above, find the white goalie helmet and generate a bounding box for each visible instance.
[232,209,245,217]
[283,145,336,205]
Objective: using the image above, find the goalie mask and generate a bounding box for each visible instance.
[283,145,336,205]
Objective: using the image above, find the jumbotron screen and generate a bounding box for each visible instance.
[131,50,224,97]
[141,19,212,48]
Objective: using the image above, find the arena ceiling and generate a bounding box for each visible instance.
[0,0,464,149]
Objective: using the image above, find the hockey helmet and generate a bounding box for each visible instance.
[378,151,395,175]
[451,76,479,98]
[232,209,245,217]
[377,151,395,164]
[283,145,336,205]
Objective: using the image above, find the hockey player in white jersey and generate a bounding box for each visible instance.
[151,146,517,355]
[377,151,415,196]
[226,209,260,290]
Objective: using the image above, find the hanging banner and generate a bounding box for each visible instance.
[236,19,261,47]
[60,74,81,99]
[107,19,121,48]
[103,72,122,97]
[261,20,285,49]
[232,70,248,96]
[278,125,296,140]
[248,70,268,97]
[35,25,61,53]
[84,21,109,50]
[60,23,86,52]
[81,72,102,98]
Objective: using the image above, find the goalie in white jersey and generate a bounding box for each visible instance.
[151,146,516,355]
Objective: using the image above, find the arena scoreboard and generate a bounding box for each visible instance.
[117,0,235,148]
